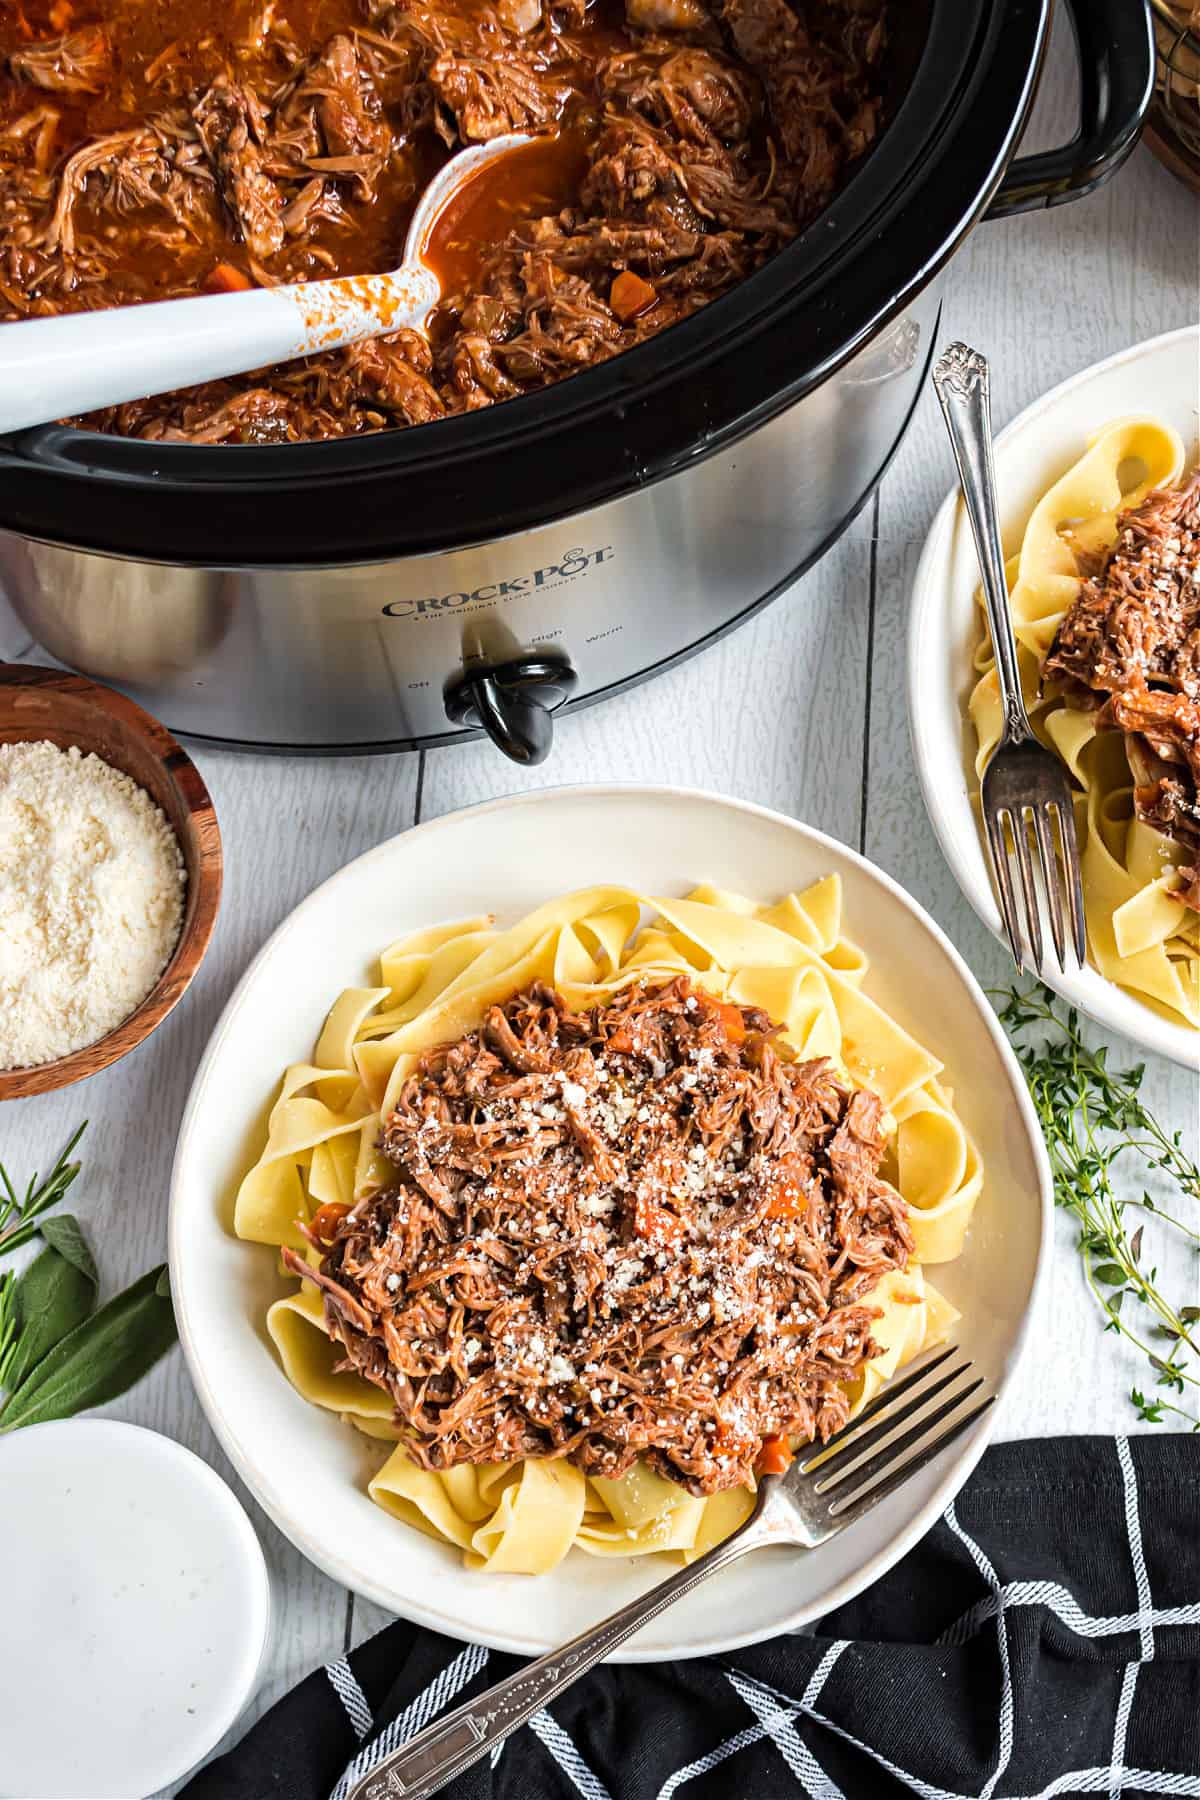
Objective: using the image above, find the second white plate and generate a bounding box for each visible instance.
[908,324,1200,1067]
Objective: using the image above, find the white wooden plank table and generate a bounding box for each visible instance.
[1,22,1197,1790]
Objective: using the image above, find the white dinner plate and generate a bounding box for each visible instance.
[170,785,1049,1659]
[908,325,1200,1067]
[0,1420,269,1798]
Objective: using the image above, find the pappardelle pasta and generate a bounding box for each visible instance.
[235,880,981,1573]
[967,418,1200,1029]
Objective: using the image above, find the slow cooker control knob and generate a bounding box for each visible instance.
[444,654,578,765]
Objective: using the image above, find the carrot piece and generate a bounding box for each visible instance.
[633,1195,684,1247]
[610,270,657,322]
[607,1025,637,1053]
[203,260,253,294]
[763,1153,807,1219]
[310,1201,350,1244]
[755,1434,794,1476]
[713,1417,757,1461]
[712,1000,746,1044]
[47,0,72,30]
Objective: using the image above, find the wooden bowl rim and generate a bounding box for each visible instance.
[0,663,223,1101]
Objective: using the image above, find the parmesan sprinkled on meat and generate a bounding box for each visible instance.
[1044,469,1200,906]
[284,977,913,1496]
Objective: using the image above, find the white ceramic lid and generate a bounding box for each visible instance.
[0,1419,270,1799]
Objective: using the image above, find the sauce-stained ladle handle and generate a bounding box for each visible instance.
[0,263,441,437]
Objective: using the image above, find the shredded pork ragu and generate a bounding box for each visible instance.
[0,0,888,442]
[1044,470,1200,909]
[282,975,914,1496]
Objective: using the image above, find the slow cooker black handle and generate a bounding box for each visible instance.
[443,654,579,765]
[985,0,1154,217]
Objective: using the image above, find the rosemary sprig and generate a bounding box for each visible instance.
[996,985,1199,1428]
[0,1122,86,1256]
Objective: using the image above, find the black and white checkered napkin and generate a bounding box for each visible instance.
[183,1436,1200,1799]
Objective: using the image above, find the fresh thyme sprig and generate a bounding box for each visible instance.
[996,985,1199,1428]
[0,1122,86,1256]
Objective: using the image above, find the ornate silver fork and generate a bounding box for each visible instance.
[932,340,1087,975]
[343,1348,992,1800]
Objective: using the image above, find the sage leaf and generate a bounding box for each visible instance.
[0,1263,176,1433]
[40,1213,98,1285]
[0,1238,97,1396]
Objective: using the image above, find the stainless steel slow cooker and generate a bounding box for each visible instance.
[0,0,1154,763]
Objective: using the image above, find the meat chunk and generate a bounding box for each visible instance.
[497,0,544,34]
[153,387,297,443]
[34,122,214,257]
[720,0,799,70]
[493,256,624,381]
[722,0,886,215]
[654,47,759,142]
[583,116,790,238]
[343,336,448,424]
[448,333,524,404]
[601,46,758,145]
[1105,687,1200,785]
[266,33,390,207]
[1133,769,1200,861]
[91,333,447,440]
[1044,473,1200,700]
[457,292,521,339]
[582,122,704,230]
[522,215,704,269]
[297,34,389,163]
[676,150,793,233]
[428,52,562,141]
[193,75,284,259]
[1176,864,1200,914]
[279,174,347,237]
[625,0,713,33]
[1043,471,1200,862]
[588,57,791,238]
[8,25,111,93]
[1108,684,1200,857]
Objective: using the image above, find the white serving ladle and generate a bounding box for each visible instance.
[0,132,530,436]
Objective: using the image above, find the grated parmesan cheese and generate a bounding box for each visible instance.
[0,740,186,1069]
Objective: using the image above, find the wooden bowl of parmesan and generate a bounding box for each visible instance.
[0,664,222,1100]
